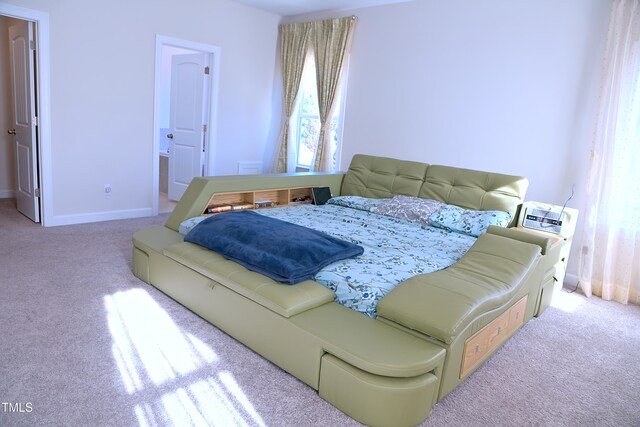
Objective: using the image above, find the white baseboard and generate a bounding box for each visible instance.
[0,190,16,198]
[45,207,155,227]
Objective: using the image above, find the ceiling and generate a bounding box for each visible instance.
[228,0,413,17]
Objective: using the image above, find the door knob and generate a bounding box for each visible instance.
[166,133,173,139]
[7,129,16,135]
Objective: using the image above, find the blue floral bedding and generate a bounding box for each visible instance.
[254,203,477,318]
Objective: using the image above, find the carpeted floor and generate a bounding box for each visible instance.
[1,198,639,427]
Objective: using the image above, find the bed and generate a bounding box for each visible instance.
[132,154,551,427]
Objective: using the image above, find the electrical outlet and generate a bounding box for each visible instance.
[104,184,112,196]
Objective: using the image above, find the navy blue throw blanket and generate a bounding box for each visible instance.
[184,210,364,285]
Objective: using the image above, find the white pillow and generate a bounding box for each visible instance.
[371,195,444,227]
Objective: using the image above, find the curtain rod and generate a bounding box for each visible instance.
[280,15,357,26]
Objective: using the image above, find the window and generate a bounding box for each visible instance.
[597,73,640,232]
[292,55,347,171]
[578,0,640,305]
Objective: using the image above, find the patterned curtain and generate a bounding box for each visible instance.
[271,22,311,173]
[311,17,356,172]
[578,0,640,304]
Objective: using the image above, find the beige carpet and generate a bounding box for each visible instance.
[1,198,639,427]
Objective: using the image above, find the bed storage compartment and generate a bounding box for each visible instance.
[319,354,439,427]
[291,302,445,426]
[163,241,335,317]
[460,295,527,377]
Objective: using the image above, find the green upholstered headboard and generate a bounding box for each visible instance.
[340,154,528,226]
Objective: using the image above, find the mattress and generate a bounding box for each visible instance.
[181,197,479,317]
[258,203,475,317]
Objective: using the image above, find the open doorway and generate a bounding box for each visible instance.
[0,4,51,225]
[153,36,220,214]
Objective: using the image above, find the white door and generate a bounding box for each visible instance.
[167,53,208,201]
[8,21,40,222]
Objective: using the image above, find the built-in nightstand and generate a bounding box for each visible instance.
[515,201,579,316]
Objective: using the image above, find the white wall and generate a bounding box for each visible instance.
[283,0,612,278]
[0,15,20,198]
[1,0,280,224]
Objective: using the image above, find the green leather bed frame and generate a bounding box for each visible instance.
[132,154,552,426]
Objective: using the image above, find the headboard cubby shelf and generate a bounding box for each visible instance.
[202,186,318,215]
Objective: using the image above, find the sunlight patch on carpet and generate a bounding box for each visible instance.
[550,289,586,313]
[105,288,265,426]
[219,371,265,426]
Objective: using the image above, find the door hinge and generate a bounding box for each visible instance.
[30,40,35,50]
[34,188,41,198]
[202,124,207,133]
[33,116,39,127]
[204,66,210,75]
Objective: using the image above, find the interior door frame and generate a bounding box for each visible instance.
[0,4,51,226]
[153,35,221,215]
